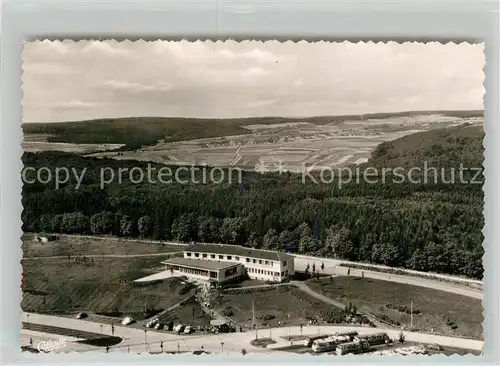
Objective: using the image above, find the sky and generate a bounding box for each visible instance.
[22,40,485,122]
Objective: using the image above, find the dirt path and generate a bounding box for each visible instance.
[22,252,182,260]
[143,295,195,322]
[290,281,388,328]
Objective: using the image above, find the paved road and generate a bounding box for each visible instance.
[293,257,483,300]
[21,312,483,355]
[291,281,388,328]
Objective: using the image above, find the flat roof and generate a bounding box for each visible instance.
[185,243,293,262]
[162,257,239,271]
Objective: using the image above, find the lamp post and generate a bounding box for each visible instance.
[221,341,224,353]
[144,330,148,352]
[177,342,180,354]
[26,314,30,330]
[287,313,291,341]
[100,324,103,338]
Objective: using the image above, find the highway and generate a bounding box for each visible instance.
[21,312,483,355]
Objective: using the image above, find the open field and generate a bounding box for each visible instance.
[216,285,336,328]
[86,114,483,172]
[23,134,124,154]
[22,234,182,258]
[21,257,193,320]
[307,277,483,340]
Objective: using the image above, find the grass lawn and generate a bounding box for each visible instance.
[158,297,212,327]
[216,285,333,328]
[23,322,123,347]
[22,233,183,257]
[21,256,193,320]
[308,276,483,340]
[223,278,267,289]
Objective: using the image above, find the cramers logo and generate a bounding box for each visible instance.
[36,339,67,353]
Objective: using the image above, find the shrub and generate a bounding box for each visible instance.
[258,313,275,321]
[179,284,194,295]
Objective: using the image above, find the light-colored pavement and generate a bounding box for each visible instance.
[21,312,483,355]
[293,256,483,300]
[134,270,179,282]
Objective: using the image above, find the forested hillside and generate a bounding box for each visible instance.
[366,123,484,169]
[21,124,484,279]
[22,110,483,150]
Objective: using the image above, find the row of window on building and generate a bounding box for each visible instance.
[186,252,287,267]
[246,267,288,277]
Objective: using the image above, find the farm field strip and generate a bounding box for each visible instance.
[83,115,481,171]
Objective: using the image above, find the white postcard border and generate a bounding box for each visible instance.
[1,1,499,365]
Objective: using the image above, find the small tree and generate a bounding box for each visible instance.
[321,262,325,272]
[305,263,310,275]
[361,271,364,278]
[241,348,247,355]
[312,263,316,275]
[347,267,351,276]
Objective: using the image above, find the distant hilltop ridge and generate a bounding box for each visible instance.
[22,110,484,152]
[23,109,484,125]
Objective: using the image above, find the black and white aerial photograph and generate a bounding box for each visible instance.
[20,40,484,356]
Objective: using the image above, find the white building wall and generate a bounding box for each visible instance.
[183,250,294,283]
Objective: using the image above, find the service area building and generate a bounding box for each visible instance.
[161,243,294,284]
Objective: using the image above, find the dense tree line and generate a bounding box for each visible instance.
[21,142,484,280]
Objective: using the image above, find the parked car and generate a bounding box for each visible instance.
[425,344,444,352]
[121,316,134,325]
[146,318,160,328]
[76,312,87,319]
[173,324,185,333]
[154,323,164,330]
[165,321,174,331]
[184,326,193,334]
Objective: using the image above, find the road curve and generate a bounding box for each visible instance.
[293,257,483,300]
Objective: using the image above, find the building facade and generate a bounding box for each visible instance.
[162,243,294,284]
[162,257,245,283]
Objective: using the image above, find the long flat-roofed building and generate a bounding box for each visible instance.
[162,243,294,284]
